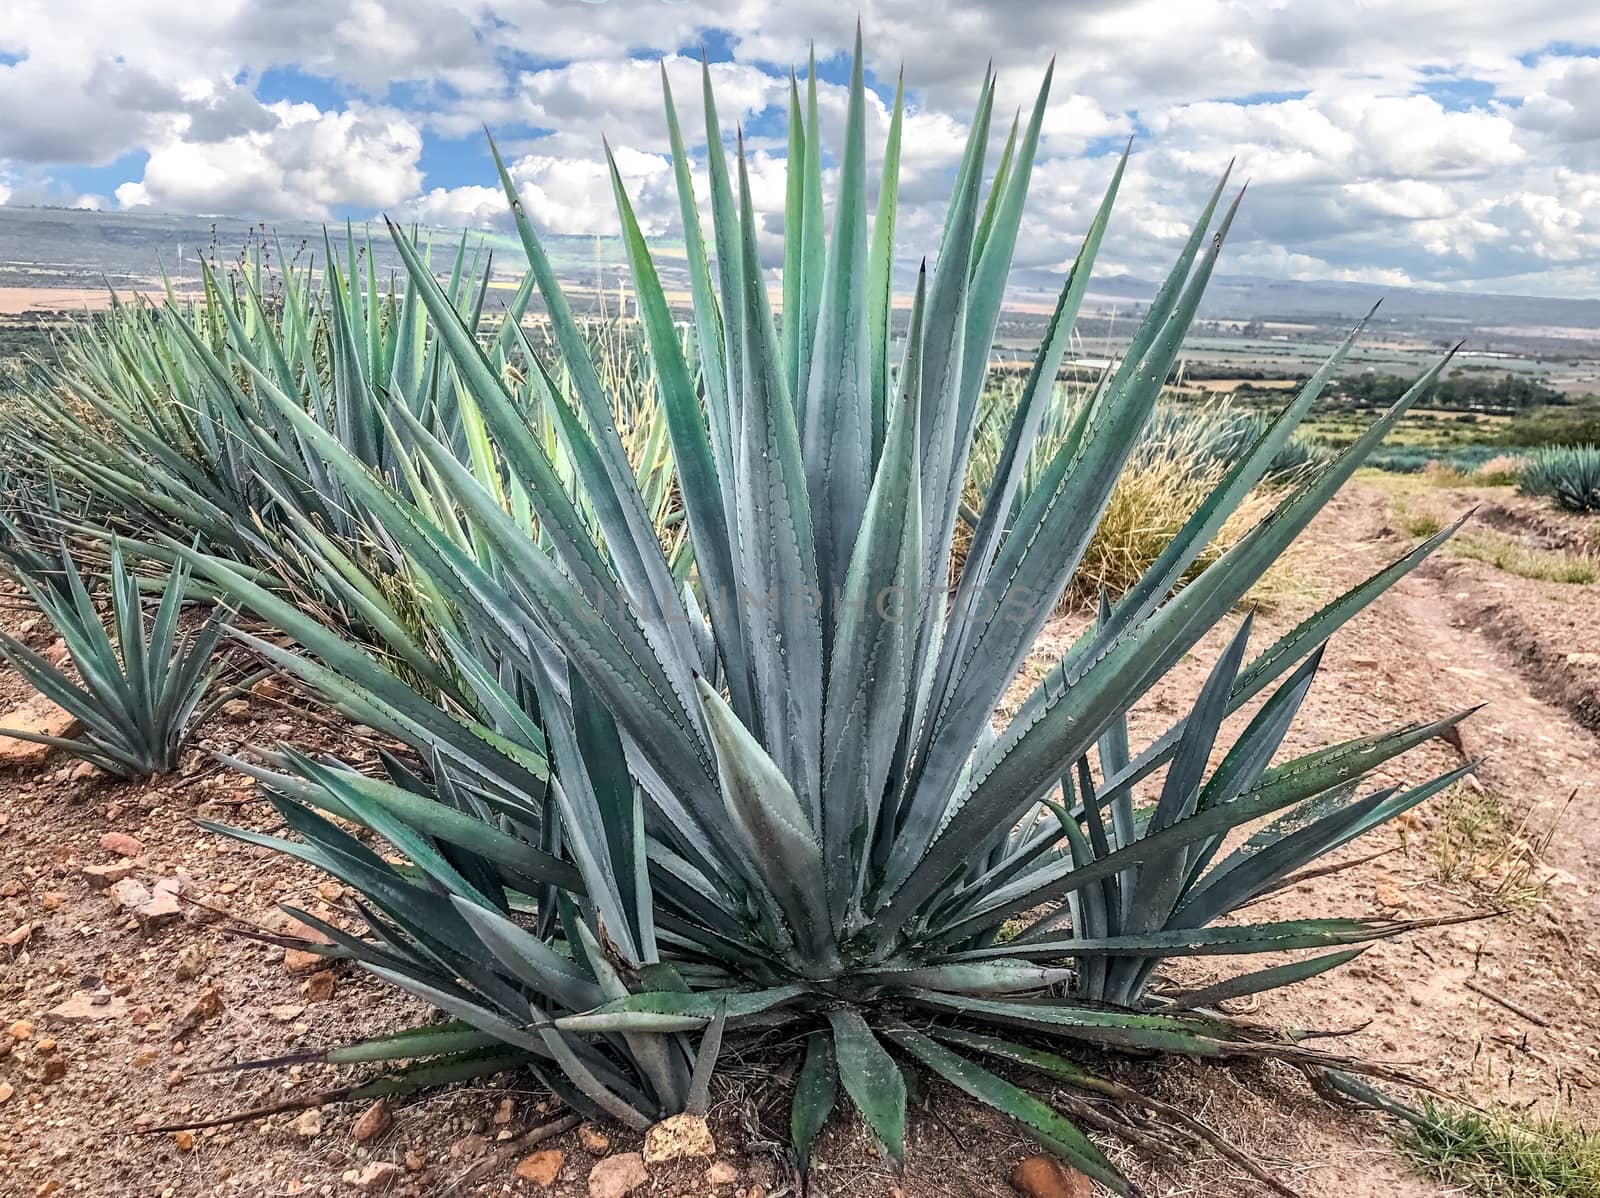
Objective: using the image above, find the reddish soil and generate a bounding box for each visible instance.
[1,478,1597,1198]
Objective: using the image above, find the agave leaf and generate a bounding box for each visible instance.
[554,984,810,1033]
[684,1001,726,1116]
[866,69,904,463]
[934,707,1478,944]
[821,312,922,927]
[826,1006,906,1165]
[1167,947,1368,1011]
[695,677,832,963]
[885,1025,1128,1194]
[449,897,603,1013]
[606,143,750,726]
[791,1029,838,1174]
[802,28,873,629]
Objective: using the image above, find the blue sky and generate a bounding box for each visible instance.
[1,1,1599,295]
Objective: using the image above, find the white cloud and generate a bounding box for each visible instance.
[0,0,1597,292]
[117,101,423,218]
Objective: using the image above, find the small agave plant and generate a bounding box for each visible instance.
[1520,443,1600,513]
[0,544,232,778]
[179,33,1474,1193]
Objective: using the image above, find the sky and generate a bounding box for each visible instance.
[1,1,1598,297]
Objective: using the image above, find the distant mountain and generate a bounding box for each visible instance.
[1016,267,1600,331]
[2,204,1596,335]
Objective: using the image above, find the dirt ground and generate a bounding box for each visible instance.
[1,477,1597,1198]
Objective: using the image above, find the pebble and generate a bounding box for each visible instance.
[1011,1155,1092,1198]
[46,993,128,1024]
[99,832,145,858]
[578,1124,611,1154]
[290,1108,325,1138]
[352,1099,393,1144]
[515,1149,563,1186]
[705,1160,739,1187]
[587,1153,648,1198]
[347,1162,404,1193]
[83,862,135,887]
[642,1113,716,1163]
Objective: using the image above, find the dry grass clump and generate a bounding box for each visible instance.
[1429,782,1557,909]
[1068,452,1276,606]
[1475,454,1527,486]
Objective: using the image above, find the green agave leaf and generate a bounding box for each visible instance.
[802,27,873,628]
[731,133,825,818]
[694,677,832,963]
[885,1025,1128,1195]
[948,915,1442,961]
[827,1006,906,1165]
[554,984,810,1034]
[791,1029,838,1174]
[1166,946,1368,1011]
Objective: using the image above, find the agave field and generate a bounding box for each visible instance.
[2,36,1599,1198]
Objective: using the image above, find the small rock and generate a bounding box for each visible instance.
[99,831,145,858]
[83,862,135,887]
[1373,881,1407,910]
[1567,652,1599,667]
[0,880,22,897]
[46,993,128,1025]
[1011,1154,1092,1198]
[587,1153,648,1198]
[250,675,286,700]
[180,987,225,1033]
[136,890,183,927]
[494,1096,515,1124]
[303,970,338,1001]
[289,1108,325,1138]
[578,1125,611,1154]
[40,1054,66,1082]
[8,1020,35,1040]
[0,1081,12,1104]
[282,916,335,974]
[316,881,344,902]
[38,891,66,911]
[67,760,98,782]
[35,1037,56,1054]
[643,1113,716,1163]
[349,1163,404,1193]
[705,1160,739,1187]
[270,1004,306,1023]
[352,1099,393,1144]
[173,1130,196,1152]
[222,698,252,720]
[0,698,81,763]
[42,637,69,665]
[515,1149,564,1186]
[450,1133,488,1159]
[404,1150,424,1172]
[173,944,207,981]
[3,923,31,948]
[112,878,153,910]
